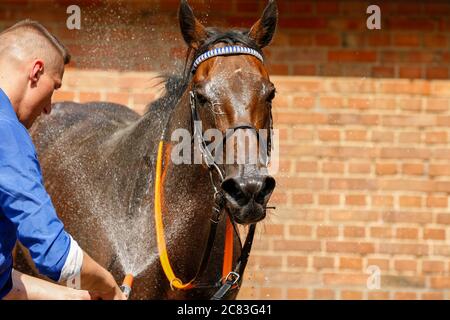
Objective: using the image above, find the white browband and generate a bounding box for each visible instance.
[191,45,264,73]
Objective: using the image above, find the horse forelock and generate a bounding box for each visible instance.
[145,28,263,115]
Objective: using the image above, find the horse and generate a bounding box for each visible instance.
[17,0,278,299]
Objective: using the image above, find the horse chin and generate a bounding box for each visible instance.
[226,200,266,225]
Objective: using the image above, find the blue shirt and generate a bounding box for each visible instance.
[0,88,71,299]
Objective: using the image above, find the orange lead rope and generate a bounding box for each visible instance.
[222,217,234,278]
[154,140,234,290]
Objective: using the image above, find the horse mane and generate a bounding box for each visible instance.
[145,28,263,114]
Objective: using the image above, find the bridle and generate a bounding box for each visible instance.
[154,45,274,300]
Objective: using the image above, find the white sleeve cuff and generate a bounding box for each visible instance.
[58,235,84,283]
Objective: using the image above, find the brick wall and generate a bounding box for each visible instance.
[53,70,450,299]
[0,0,448,78]
[2,0,450,300]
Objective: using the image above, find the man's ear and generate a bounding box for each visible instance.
[178,0,208,49]
[30,60,44,84]
[249,0,278,48]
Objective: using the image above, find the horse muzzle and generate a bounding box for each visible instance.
[221,175,276,225]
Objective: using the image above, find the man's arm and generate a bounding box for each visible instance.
[0,120,124,300]
[3,269,91,300]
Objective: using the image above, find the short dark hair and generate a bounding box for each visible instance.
[1,19,71,64]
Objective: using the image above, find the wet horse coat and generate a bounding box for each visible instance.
[16,0,278,299]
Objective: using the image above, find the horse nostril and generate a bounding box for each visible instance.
[255,176,276,204]
[221,178,248,206]
[222,176,276,206]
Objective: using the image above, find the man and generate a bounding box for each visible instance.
[0,20,125,300]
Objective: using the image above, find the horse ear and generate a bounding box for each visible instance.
[178,0,208,49]
[249,0,278,48]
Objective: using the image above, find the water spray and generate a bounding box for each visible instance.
[120,274,134,299]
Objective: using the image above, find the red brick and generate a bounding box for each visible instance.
[426,196,448,208]
[368,34,391,46]
[423,228,446,240]
[370,227,393,239]
[318,129,340,141]
[320,97,344,109]
[347,98,372,110]
[367,258,390,271]
[52,91,75,102]
[263,224,284,237]
[279,18,327,29]
[322,162,345,174]
[316,226,339,238]
[376,163,397,175]
[422,260,445,274]
[402,163,424,175]
[292,193,314,205]
[78,92,101,103]
[426,98,448,113]
[396,227,419,239]
[394,260,417,272]
[313,256,335,269]
[348,162,371,174]
[326,241,374,254]
[315,34,340,46]
[296,161,318,173]
[323,273,367,286]
[318,193,340,206]
[424,34,448,48]
[372,66,395,77]
[293,65,316,76]
[274,240,321,252]
[267,63,289,75]
[341,291,363,300]
[287,289,309,300]
[313,289,335,299]
[422,292,444,300]
[388,18,435,31]
[430,164,450,176]
[260,287,283,299]
[430,277,450,289]
[287,256,308,268]
[399,196,422,208]
[398,132,422,143]
[289,225,313,237]
[393,34,421,46]
[328,50,377,62]
[379,243,428,256]
[368,292,390,300]
[394,292,417,300]
[371,196,394,208]
[399,66,423,78]
[339,257,362,270]
[345,195,366,207]
[289,34,314,46]
[106,92,130,105]
[426,67,449,79]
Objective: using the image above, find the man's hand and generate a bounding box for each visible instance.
[78,251,126,300]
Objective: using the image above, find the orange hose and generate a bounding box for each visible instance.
[122,274,134,288]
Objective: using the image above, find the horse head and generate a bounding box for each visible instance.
[178,0,278,225]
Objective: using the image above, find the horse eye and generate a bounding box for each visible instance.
[196,93,209,106]
[266,89,276,103]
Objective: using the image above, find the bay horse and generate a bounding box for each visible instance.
[18,0,278,299]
